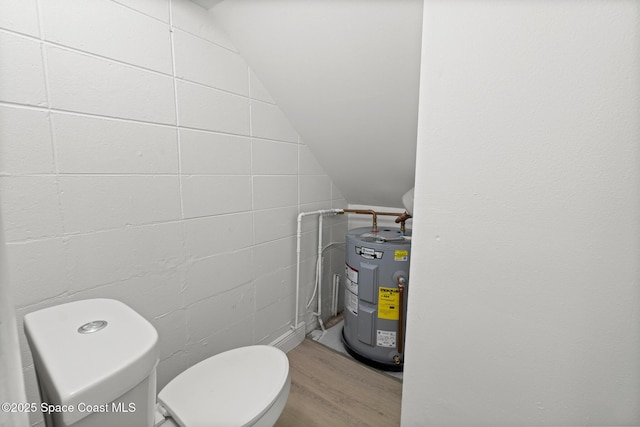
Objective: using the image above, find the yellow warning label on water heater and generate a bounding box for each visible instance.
[394,250,409,261]
[378,287,400,320]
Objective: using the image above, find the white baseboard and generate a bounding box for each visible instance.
[270,322,306,353]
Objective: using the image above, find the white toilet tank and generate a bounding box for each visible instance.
[24,299,159,427]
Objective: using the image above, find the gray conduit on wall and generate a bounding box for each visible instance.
[294,209,342,331]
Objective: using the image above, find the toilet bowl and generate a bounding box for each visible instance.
[24,299,290,427]
[156,345,290,427]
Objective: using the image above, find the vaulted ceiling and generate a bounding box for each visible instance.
[196,0,423,207]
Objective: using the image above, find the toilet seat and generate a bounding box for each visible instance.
[158,345,290,427]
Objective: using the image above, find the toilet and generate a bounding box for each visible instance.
[23,298,291,427]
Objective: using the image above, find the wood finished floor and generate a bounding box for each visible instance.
[275,339,402,427]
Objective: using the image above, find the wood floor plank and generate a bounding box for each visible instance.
[275,339,402,427]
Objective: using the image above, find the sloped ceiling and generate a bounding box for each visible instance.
[206,0,423,207]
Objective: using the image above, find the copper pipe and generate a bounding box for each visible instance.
[394,212,412,234]
[377,211,412,234]
[341,209,412,234]
[342,209,378,232]
[397,276,406,355]
[375,211,403,216]
[375,211,405,217]
[394,211,412,223]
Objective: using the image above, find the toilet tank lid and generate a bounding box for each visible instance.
[158,345,289,427]
[24,299,158,425]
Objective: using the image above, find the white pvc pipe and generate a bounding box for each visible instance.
[314,214,325,332]
[294,209,342,330]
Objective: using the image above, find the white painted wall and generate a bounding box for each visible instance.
[210,0,423,208]
[402,1,640,426]
[0,0,345,424]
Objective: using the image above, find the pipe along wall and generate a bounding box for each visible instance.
[295,208,412,370]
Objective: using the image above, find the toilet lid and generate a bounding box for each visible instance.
[158,345,289,427]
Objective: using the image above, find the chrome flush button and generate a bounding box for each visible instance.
[77,320,108,334]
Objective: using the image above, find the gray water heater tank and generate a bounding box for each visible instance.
[342,226,411,371]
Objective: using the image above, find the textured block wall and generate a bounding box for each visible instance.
[0,0,347,424]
